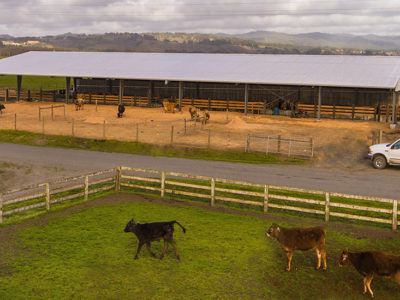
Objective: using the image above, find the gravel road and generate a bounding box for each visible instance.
[0,143,399,199]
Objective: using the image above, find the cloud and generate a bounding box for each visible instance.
[0,0,400,36]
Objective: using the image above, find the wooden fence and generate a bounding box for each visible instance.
[0,88,56,102]
[1,166,399,230]
[0,169,115,224]
[118,166,400,231]
[297,103,400,120]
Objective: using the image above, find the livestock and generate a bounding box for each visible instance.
[201,110,210,124]
[265,223,327,271]
[124,218,186,260]
[117,104,125,118]
[188,106,210,124]
[188,105,200,120]
[163,99,178,113]
[339,249,400,298]
[75,96,84,111]
[0,103,5,114]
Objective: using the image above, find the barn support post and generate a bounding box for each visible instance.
[73,77,77,99]
[65,77,71,104]
[392,90,397,126]
[17,75,22,102]
[325,192,330,222]
[210,178,215,207]
[244,83,249,116]
[317,86,322,122]
[392,200,398,231]
[118,79,124,105]
[263,185,269,213]
[5,88,8,103]
[178,81,183,112]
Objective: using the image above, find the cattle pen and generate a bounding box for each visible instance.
[1,166,399,231]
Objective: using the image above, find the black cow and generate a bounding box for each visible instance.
[0,104,5,114]
[266,223,327,271]
[339,249,400,298]
[124,218,186,260]
[117,104,125,118]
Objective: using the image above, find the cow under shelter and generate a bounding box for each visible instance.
[0,51,399,123]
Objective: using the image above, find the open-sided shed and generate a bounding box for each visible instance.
[0,51,399,122]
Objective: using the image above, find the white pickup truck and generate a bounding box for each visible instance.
[368,138,400,169]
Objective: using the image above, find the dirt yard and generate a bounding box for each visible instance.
[0,101,399,171]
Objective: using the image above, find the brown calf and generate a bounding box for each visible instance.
[339,249,400,298]
[266,223,327,271]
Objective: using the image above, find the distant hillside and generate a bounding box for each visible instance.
[0,32,399,57]
[223,31,400,50]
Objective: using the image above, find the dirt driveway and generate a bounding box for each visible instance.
[0,101,399,191]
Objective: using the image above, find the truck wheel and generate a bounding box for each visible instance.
[372,155,387,169]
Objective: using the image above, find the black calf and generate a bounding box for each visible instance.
[124,218,186,260]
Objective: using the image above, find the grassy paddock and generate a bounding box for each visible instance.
[0,198,399,299]
[0,130,305,165]
[0,75,65,90]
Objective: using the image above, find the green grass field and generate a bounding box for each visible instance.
[1,195,399,299]
[0,75,65,90]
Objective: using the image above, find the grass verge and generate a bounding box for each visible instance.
[0,198,399,299]
[0,130,306,165]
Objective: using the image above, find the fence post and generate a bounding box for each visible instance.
[103,120,106,139]
[226,109,229,122]
[42,117,45,134]
[207,129,211,148]
[161,171,165,197]
[325,192,330,222]
[184,118,186,136]
[51,105,54,120]
[245,133,250,152]
[96,100,98,112]
[379,129,383,144]
[45,183,50,211]
[170,125,174,144]
[210,178,215,207]
[392,200,398,231]
[38,107,41,121]
[5,89,8,103]
[14,113,16,130]
[72,118,75,137]
[84,175,89,201]
[352,104,355,120]
[0,193,3,224]
[332,104,336,119]
[63,104,66,120]
[277,135,281,153]
[288,139,292,157]
[136,123,139,142]
[310,138,314,158]
[39,88,42,102]
[264,185,269,213]
[115,166,121,192]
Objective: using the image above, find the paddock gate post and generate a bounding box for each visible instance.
[207,129,211,148]
[84,175,89,201]
[392,200,398,231]
[264,185,269,213]
[45,183,50,211]
[115,166,121,192]
[210,178,215,207]
[0,193,3,224]
[325,192,330,222]
[161,171,166,197]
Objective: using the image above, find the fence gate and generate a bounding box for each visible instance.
[246,134,313,158]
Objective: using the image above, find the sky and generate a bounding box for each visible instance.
[1,0,400,37]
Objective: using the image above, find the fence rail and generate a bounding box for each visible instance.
[1,166,399,231]
[245,134,314,158]
[0,169,116,223]
[117,166,399,230]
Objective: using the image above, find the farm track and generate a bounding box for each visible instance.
[0,143,400,199]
